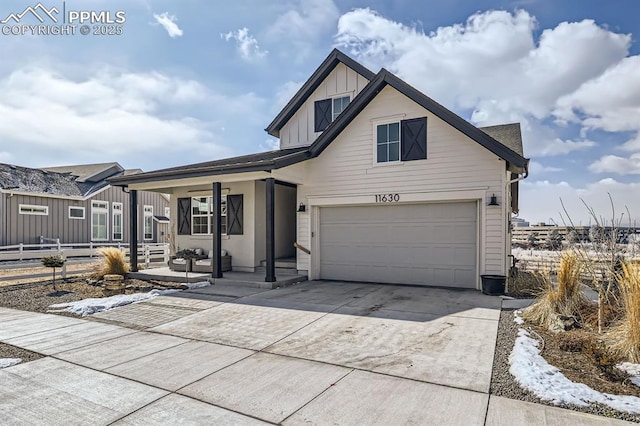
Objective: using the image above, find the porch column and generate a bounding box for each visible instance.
[129,189,138,272]
[265,178,276,282]
[212,182,223,278]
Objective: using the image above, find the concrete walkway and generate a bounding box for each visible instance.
[0,281,634,425]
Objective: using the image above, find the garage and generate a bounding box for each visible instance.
[319,202,478,288]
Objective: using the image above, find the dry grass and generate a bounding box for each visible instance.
[606,263,640,363]
[507,270,547,298]
[92,247,130,279]
[523,252,587,328]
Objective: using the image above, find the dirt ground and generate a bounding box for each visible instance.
[0,262,100,287]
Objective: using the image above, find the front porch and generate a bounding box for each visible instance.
[129,257,307,289]
[121,167,306,285]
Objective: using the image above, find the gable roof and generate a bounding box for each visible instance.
[41,162,123,183]
[308,69,528,173]
[265,49,376,138]
[0,163,84,196]
[110,50,528,186]
[0,162,135,198]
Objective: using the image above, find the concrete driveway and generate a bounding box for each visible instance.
[0,281,630,425]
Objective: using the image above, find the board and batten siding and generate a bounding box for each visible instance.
[2,187,169,245]
[290,85,509,278]
[280,62,371,149]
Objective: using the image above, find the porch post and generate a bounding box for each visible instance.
[265,178,276,282]
[129,189,138,272]
[212,182,223,278]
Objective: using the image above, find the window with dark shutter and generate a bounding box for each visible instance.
[400,117,427,161]
[314,99,332,132]
[177,197,191,235]
[227,194,243,235]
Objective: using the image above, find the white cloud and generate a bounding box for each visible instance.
[0,67,271,170]
[520,179,640,225]
[222,28,268,61]
[528,161,563,174]
[335,9,631,157]
[259,138,280,151]
[153,12,183,38]
[273,80,303,111]
[589,153,640,175]
[268,0,339,61]
[554,56,640,133]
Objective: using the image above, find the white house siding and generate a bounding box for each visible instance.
[288,85,508,282]
[296,212,310,272]
[279,63,371,149]
[172,181,257,270]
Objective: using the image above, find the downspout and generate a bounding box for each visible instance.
[505,162,529,280]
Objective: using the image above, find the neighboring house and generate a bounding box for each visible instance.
[111,49,529,289]
[0,162,170,246]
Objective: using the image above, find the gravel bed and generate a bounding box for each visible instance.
[491,308,640,423]
[0,343,43,365]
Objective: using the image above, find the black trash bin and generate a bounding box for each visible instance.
[481,274,506,296]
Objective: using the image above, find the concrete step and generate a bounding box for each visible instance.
[210,274,308,289]
[259,259,296,269]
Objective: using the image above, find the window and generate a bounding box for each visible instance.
[332,96,350,121]
[19,204,48,216]
[68,206,85,219]
[91,201,108,241]
[144,205,153,240]
[112,203,123,240]
[376,122,400,163]
[315,95,351,132]
[191,196,227,235]
[164,206,170,219]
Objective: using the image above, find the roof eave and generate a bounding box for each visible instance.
[108,151,311,187]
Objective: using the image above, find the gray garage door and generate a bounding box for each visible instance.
[319,202,477,288]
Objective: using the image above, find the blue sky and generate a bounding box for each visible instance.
[0,0,639,225]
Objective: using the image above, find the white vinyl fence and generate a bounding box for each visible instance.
[0,242,170,266]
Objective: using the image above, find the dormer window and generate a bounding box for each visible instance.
[332,96,350,121]
[314,95,351,132]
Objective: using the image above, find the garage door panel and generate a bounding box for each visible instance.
[319,202,477,288]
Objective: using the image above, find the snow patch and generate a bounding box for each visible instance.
[0,358,21,368]
[509,328,640,413]
[48,289,179,317]
[183,281,210,290]
[514,310,524,325]
[617,363,640,387]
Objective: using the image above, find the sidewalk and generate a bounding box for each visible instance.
[0,283,634,425]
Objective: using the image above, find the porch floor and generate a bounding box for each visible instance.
[129,267,307,289]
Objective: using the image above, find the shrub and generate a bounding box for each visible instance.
[93,247,130,279]
[522,252,586,329]
[606,262,640,363]
[507,270,546,298]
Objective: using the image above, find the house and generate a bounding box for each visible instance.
[0,162,170,246]
[110,49,529,289]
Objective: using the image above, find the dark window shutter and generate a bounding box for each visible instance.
[400,117,427,161]
[314,99,332,132]
[177,197,191,235]
[227,195,243,235]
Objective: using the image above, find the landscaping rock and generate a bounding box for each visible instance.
[549,314,578,333]
[103,274,124,282]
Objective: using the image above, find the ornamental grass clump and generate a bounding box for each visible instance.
[523,251,586,329]
[606,262,640,363]
[93,247,130,279]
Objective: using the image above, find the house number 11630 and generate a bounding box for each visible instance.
[375,193,400,203]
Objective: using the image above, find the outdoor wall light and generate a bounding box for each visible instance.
[488,194,499,206]
[297,202,306,212]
